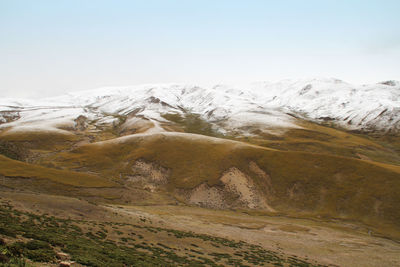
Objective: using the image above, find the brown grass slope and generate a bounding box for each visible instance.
[0,154,116,187]
[0,129,79,149]
[159,112,400,166]
[238,120,400,166]
[47,133,400,238]
[2,111,397,166]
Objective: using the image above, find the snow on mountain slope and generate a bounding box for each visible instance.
[0,78,399,135]
[250,78,400,132]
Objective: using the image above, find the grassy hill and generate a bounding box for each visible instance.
[34,132,400,239]
[1,117,400,240]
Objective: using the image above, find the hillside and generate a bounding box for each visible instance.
[37,132,400,235]
[1,80,400,266]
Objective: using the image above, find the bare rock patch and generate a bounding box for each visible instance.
[184,166,274,211]
[125,160,169,191]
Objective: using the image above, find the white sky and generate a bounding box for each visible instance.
[1,0,399,98]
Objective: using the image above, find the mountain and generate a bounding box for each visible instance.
[1,78,399,136]
[1,78,400,266]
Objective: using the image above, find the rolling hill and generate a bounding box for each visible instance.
[1,79,400,266]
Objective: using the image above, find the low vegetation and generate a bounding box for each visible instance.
[0,201,325,266]
[162,112,224,138]
[0,140,29,161]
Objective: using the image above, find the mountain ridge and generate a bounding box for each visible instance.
[1,78,399,134]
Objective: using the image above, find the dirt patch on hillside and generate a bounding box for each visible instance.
[183,167,274,211]
[125,160,169,192]
[220,168,260,209]
[189,183,225,209]
[221,167,274,211]
[248,161,274,201]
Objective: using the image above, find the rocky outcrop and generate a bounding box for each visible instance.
[74,115,88,131]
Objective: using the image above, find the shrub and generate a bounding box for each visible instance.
[7,242,25,256]
[25,240,51,250]
[24,248,55,262]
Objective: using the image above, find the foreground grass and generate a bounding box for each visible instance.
[0,201,325,267]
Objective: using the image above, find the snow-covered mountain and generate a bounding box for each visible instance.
[1,78,399,135]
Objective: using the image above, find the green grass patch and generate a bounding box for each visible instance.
[162,112,224,138]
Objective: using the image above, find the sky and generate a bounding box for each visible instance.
[1,0,400,98]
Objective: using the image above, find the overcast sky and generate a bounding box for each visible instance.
[1,0,400,98]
